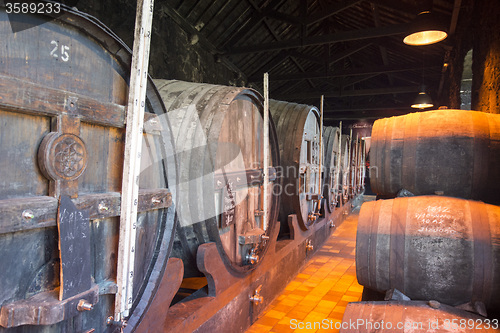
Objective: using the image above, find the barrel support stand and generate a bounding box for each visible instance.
[157,194,362,332]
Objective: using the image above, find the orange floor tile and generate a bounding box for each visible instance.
[246,198,373,333]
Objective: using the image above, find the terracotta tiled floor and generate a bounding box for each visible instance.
[246,199,371,333]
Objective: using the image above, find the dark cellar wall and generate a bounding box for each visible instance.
[75,0,245,85]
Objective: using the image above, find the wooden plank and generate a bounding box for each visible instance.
[0,189,171,235]
[57,195,92,300]
[0,74,162,132]
[0,74,125,127]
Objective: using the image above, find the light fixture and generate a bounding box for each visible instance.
[411,85,434,109]
[403,11,448,46]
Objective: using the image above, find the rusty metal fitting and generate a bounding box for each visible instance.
[77,300,93,312]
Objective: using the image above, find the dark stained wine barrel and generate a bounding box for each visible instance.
[340,134,351,203]
[154,80,280,277]
[370,110,500,203]
[356,196,500,311]
[340,301,498,332]
[322,127,341,213]
[269,100,321,232]
[0,5,176,332]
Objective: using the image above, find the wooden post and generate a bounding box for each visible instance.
[263,73,269,231]
[336,122,342,201]
[115,0,155,320]
[317,95,324,213]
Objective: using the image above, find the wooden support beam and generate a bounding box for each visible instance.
[222,0,285,48]
[275,86,420,100]
[249,63,440,82]
[324,108,414,121]
[225,23,410,55]
[306,0,363,25]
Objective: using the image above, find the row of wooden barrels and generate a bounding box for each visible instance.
[0,5,365,332]
[348,110,500,330]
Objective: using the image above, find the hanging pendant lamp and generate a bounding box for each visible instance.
[411,85,434,109]
[403,11,448,46]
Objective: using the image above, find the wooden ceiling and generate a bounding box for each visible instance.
[157,0,461,123]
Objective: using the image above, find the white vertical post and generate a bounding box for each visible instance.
[115,0,155,320]
[348,128,353,195]
[263,73,269,231]
[317,95,324,213]
[337,122,342,199]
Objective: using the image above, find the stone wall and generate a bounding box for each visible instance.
[75,0,244,85]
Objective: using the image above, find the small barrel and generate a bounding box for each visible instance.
[340,134,351,203]
[270,100,321,232]
[356,196,500,310]
[0,5,175,332]
[340,301,498,332]
[154,80,280,277]
[322,127,341,213]
[370,110,500,203]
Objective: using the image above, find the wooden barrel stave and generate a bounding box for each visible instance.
[370,110,500,203]
[270,100,321,232]
[155,80,280,277]
[356,196,500,310]
[0,6,175,332]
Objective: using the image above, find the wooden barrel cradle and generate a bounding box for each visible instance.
[269,100,321,232]
[370,110,500,203]
[0,6,176,332]
[340,301,498,333]
[356,196,500,311]
[154,80,280,277]
[340,134,351,203]
[322,127,341,213]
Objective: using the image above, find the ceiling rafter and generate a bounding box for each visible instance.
[276,85,420,100]
[221,0,286,49]
[249,63,441,82]
[225,23,410,55]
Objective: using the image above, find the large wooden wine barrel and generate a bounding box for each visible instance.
[353,138,366,195]
[340,134,351,203]
[356,196,500,310]
[270,100,321,232]
[370,110,500,203]
[349,138,360,198]
[0,5,176,332]
[322,127,341,213]
[154,80,280,277]
[341,301,498,332]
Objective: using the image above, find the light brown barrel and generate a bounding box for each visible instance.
[154,80,280,277]
[270,100,321,232]
[0,5,175,332]
[370,110,500,203]
[322,127,341,213]
[341,301,498,332]
[356,196,500,310]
